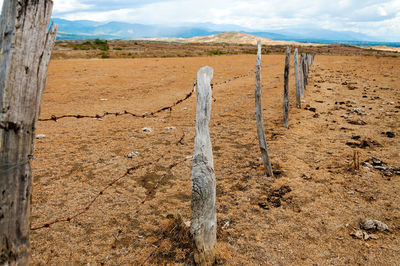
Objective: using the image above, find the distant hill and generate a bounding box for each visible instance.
[150,32,314,46]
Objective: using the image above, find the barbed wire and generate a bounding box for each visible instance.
[30,62,285,231]
[0,159,30,174]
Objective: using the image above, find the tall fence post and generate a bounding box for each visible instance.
[0,0,57,264]
[191,66,216,266]
[302,53,308,88]
[255,41,274,177]
[299,52,305,97]
[294,48,301,108]
[283,46,291,127]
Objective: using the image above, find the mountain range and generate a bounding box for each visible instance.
[48,18,400,47]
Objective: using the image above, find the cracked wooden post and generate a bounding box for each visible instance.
[255,41,274,177]
[299,52,304,98]
[283,46,291,127]
[294,48,301,109]
[191,66,216,266]
[0,0,57,264]
[302,53,308,88]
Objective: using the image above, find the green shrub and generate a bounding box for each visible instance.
[100,52,110,58]
[208,49,225,55]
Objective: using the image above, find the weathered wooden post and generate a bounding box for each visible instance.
[294,48,301,108]
[191,66,216,265]
[255,41,274,177]
[299,52,304,97]
[307,54,312,70]
[302,53,308,87]
[283,46,290,127]
[0,0,57,264]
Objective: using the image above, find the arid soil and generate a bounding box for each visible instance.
[31,53,399,264]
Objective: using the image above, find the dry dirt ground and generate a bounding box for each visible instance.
[31,53,399,265]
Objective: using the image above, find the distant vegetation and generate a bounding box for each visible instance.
[52,40,400,60]
[73,39,109,51]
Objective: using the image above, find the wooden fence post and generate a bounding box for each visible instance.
[294,48,301,108]
[255,41,274,177]
[299,52,304,97]
[283,46,291,127]
[0,0,57,264]
[191,66,216,266]
[302,53,308,87]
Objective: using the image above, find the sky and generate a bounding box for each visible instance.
[1,0,400,41]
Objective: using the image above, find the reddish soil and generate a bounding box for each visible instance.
[31,54,399,264]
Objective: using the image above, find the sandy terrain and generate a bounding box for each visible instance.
[30,53,399,264]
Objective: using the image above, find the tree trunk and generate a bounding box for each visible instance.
[294,48,301,108]
[0,0,57,264]
[191,66,216,266]
[255,41,274,177]
[283,46,290,128]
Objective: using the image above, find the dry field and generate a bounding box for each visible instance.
[30,49,399,264]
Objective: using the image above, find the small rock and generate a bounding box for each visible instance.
[183,107,188,111]
[350,230,363,239]
[142,127,152,133]
[384,131,395,138]
[360,219,389,231]
[164,126,176,130]
[127,151,139,158]
[184,221,191,228]
[301,174,312,180]
[350,230,379,241]
[222,220,230,230]
[100,98,108,101]
[35,134,46,139]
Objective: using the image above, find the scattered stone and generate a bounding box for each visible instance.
[346,139,380,149]
[222,220,230,230]
[184,221,191,228]
[381,131,395,138]
[35,134,46,139]
[127,151,139,158]
[164,126,176,130]
[348,119,367,125]
[141,127,152,133]
[304,106,316,112]
[100,98,108,101]
[350,230,378,241]
[182,107,188,111]
[360,219,389,231]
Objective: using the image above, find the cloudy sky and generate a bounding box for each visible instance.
[1,0,400,41]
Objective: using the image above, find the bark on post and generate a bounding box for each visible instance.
[308,53,313,69]
[191,66,216,266]
[302,53,308,87]
[283,46,291,127]
[255,41,274,177]
[0,0,57,264]
[294,48,301,109]
[299,52,304,97]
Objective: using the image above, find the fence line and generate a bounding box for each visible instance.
[30,70,265,230]
[30,55,316,255]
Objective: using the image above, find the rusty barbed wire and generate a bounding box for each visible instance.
[30,63,284,231]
